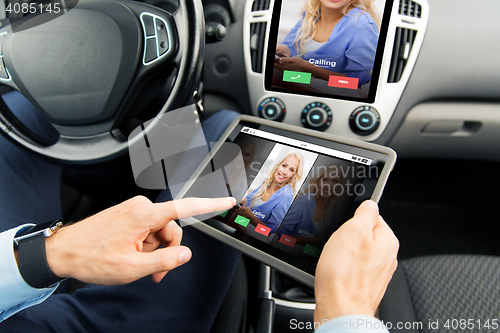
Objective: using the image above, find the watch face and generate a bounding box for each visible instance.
[14,219,63,245]
[43,220,64,237]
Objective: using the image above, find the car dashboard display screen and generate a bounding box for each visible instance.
[207,122,390,274]
[264,0,393,103]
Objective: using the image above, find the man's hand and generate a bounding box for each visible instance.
[45,196,236,285]
[314,200,399,323]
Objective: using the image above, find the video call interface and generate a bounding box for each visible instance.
[215,127,373,263]
[265,0,389,102]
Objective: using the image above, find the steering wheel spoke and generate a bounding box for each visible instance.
[138,12,177,67]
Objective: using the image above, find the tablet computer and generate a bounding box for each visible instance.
[175,116,396,288]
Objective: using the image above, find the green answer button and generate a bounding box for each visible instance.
[283,70,311,84]
[303,244,321,258]
[234,215,250,227]
[218,210,228,217]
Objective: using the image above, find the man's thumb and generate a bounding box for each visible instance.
[138,246,192,276]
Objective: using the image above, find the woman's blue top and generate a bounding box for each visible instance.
[281,7,379,86]
[244,183,294,234]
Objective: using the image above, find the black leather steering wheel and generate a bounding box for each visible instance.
[0,0,204,165]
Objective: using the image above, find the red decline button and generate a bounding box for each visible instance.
[255,224,271,236]
[328,75,359,89]
[279,234,297,247]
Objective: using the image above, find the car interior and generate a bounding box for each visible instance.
[1,0,499,332]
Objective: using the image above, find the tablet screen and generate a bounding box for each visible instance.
[264,0,393,103]
[207,121,391,275]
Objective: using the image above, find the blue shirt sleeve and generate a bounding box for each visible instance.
[343,18,379,85]
[281,20,302,57]
[244,185,260,204]
[315,315,390,333]
[266,186,294,234]
[0,225,59,323]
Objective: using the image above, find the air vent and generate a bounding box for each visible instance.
[399,0,421,18]
[252,0,271,11]
[387,27,417,83]
[250,22,267,73]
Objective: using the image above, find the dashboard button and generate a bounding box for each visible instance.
[301,102,332,131]
[144,38,158,63]
[142,15,155,37]
[263,103,279,119]
[258,97,286,122]
[357,111,375,130]
[349,106,380,136]
[307,108,327,127]
[156,18,169,55]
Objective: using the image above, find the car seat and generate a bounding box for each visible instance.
[379,255,500,333]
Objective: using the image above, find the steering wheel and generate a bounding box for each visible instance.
[0,0,204,165]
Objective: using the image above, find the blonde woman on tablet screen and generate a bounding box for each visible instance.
[237,152,304,234]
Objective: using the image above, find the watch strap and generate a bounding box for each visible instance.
[17,232,64,289]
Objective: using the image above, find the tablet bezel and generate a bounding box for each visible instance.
[175,116,396,288]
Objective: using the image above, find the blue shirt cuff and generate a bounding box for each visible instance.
[0,224,59,323]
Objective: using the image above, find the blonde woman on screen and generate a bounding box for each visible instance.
[237,152,304,234]
[275,0,381,86]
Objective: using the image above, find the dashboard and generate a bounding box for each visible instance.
[202,0,500,162]
[2,0,499,160]
[204,0,429,141]
[244,0,427,142]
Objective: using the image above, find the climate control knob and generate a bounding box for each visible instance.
[258,97,286,122]
[349,106,380,136]
[301,102,332,131]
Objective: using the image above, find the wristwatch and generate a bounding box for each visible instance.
[13,219,66,289]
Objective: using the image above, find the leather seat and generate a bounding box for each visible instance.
[379,255,500,332]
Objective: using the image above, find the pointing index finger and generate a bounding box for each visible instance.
[155,197,236,225]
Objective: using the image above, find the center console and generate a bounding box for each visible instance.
[243,0,429,141]
[243,0,430,321]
